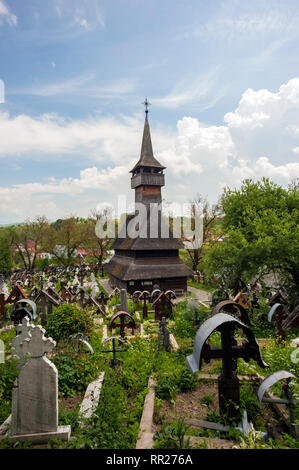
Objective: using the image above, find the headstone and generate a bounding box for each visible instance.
[120,289,129,313]
[158,317,170,352]
[10,325,71,443]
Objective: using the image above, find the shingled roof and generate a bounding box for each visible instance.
[111,213,184,251]
[105,253,193,280]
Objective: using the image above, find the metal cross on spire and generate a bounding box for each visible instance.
[142,98,151,114]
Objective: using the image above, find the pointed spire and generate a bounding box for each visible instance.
[140,112,154,161]
[130,101,165,173]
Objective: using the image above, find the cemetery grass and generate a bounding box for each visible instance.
[187,280,214,293]
[153,299,299,449]
[1,297,299,449]
[153,369,291,448]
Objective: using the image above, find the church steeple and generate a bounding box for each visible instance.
[130,102,166,174]
[130,105,165,206]
[104,98,194,296]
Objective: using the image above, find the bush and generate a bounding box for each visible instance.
[54,351,104,397]
[155,364,197,400]
[172,300,208,339]
[46,303,95,342]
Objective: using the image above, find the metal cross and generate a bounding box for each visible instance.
[142,98,151,114]
[101,336,127,368]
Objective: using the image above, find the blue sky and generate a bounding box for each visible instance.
[0,0,299,223]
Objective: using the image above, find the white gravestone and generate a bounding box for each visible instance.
[10,325,71,443]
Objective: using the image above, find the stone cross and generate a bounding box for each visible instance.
[10,325,71,442]
[11,316,32,369]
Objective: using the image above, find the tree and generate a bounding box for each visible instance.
[84,208,114,270]
[183,194,224,272]
[44,216,87,267]
[7,216,50,270]
[203,178,299,304]
[0,229,12,274]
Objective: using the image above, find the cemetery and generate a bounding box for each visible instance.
[0,260,298,450]
[0,107,298,452]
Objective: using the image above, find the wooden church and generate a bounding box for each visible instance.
[105,104,193,294]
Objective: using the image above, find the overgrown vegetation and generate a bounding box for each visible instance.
[46,303,95,342]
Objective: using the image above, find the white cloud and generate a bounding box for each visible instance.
[224,78,299,129]
[1,78,299,221]
[0,112,174,166]
[0,165,131,221]
[0,0,17,26]
[159,118,234,176]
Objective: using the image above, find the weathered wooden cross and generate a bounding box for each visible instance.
[152,291,173,321]
[139,290,150,319]
[132,290,142,311]
[109,311,136,338]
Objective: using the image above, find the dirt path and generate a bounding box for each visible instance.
[187,286,211,307]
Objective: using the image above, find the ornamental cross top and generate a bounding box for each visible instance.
[142,98,151,114]
[20,325,56,358]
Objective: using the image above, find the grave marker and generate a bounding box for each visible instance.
[139,290,150,319]
[152,291,173,321]
[257,370,298,437]
[186,313,268,418]
[158,317,170,352]
[120,288,129,313]
[10,325,71,443]
[109,310,136,338]
[11,316,33,369]
[101,336,127,368]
